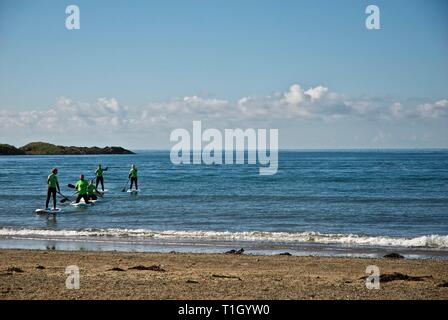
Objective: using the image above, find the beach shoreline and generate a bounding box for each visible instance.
[1,249,447,300]
[1,236,447,260]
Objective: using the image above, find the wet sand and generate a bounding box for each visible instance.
[1,249,447,300]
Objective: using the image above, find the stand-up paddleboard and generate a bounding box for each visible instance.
[35,208,62,215]
[71,202,93,207]
[127,189,140,194]
[71,199,96,207]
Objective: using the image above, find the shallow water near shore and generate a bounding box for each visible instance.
[0,150,447,258]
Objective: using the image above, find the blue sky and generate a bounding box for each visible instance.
[0,0,447,149]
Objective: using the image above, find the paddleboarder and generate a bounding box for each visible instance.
[74,175,91,204]
[45,168,61,210]
[129,164,138,190]
[87,179,99,201]
[95,164,108,191]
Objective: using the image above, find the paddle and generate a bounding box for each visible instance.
[121,178,130,192]
[57,191,71,203]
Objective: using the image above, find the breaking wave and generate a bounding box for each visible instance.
[0,227,447,248]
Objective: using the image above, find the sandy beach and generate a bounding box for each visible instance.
[0,249,447,300]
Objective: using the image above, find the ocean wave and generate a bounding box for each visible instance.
[0,227,447,248]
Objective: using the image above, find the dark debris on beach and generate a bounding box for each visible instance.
[360,272,433,283]
[225,248,245,255]
[212,274,242,281]
[383,253,405,259]
[128,265,166,272]
[108,267,125,272]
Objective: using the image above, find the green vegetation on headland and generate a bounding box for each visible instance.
[0,142,134,155]
[0,144,26,155]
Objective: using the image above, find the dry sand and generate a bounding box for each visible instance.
[1,249,447,300]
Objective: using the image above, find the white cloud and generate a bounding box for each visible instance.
[305,86,328,101]
[390,102,402,118]
[284,84,305,105]
[0,84,446,145]
[417,99,448,118]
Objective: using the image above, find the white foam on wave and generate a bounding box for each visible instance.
[0,227,447,248]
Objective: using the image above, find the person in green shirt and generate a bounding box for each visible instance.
[95,164,108,191]
[87,179,98,201]
[74,175,91,204]
[129,164,138,190]
[45,168,60,210]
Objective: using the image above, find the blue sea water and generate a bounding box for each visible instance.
[0,150,447,258]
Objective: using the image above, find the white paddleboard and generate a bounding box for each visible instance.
[97,189,109,193]
[35,208,62,215]
[127,189,140,194]
[71,199,95,207]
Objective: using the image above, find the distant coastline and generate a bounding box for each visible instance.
[0,142,134,155]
